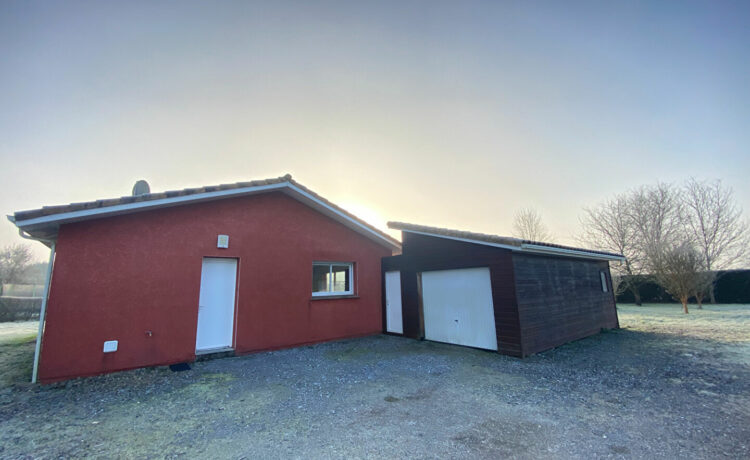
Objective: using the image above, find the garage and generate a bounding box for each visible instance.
[421,267,497,350]
[381,221,624,357]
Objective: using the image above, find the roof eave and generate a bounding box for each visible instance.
[399,228,520,251]
[397,228,624,262]
[13,182,290,229]
[284,183,400,250]
[519,243,626,262]
[12,181,401,251]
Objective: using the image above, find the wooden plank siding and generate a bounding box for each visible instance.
[382,233,523,356]
[512,253,619,356]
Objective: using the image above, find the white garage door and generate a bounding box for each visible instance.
[421,267,498,351]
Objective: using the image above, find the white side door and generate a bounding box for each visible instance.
[196,258,237,352]
[421,267,497,351]
[385,271,403,334]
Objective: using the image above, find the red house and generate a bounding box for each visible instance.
[10,175,399,383]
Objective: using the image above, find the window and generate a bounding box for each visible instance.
[312,262,353,296]
[600,271,609,292]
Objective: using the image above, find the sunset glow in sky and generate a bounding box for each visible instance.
[2,1,748,260]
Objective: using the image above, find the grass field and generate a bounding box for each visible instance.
[618,303,750,359]
[0,321,37,387]
[0,335,35,387]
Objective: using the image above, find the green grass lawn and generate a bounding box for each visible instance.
[617,303,750,341]
[617,303,750,367]
[0,332,36,387]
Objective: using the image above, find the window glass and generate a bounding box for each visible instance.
[312,265,330,293]
[600,272,608,292]
[312,262,353,295]
[331,264,351,292]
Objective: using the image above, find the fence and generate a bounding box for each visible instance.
[0,283,45,321]
[1,284,45,297]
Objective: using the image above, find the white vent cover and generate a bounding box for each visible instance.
[103,340,118,353]
[217,235,229,249]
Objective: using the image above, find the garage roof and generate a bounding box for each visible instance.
[388,221,625,262]
[9,175,401,251]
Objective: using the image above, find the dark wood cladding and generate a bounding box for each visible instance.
[512,253,618,356]
[382,255,422,338]
[382,233,523,356]
[383,232,620,358]
[489,260,522,356]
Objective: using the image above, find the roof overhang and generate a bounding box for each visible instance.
[10,181,401,251]
[518,242,626,262]
[397,228,625,262]
[398,228,519,251]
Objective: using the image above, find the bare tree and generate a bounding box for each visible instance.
[683,178,749,303]
[626,183,685,273]
[0,244,33,296]
[652,242,705,314]
[578,179,746,308]
[692,270,715,309]
[579,194,645,304]
[512,208,552,241]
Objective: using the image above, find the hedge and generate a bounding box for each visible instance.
[0,297,42,322]
[616,269,750,304]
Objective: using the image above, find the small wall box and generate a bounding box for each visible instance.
[103,340,118,353]
[217,235,229,249]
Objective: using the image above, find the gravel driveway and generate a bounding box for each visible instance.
[1,305,748,459]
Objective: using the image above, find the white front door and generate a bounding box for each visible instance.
[421,267,498,351]
[385,271,403,334]
[196,258,237,352]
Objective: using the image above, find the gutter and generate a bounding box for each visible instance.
[17,228,56,384]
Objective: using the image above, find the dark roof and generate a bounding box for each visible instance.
[13,175,293,222]
[388,221,624,260]
[10,174,401,250]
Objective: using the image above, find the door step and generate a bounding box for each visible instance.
[195,347,235,361]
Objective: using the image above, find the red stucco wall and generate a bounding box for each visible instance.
[39,192,392,382]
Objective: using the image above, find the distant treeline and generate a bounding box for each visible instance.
[616,270,750,304]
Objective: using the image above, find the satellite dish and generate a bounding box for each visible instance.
[132,180,151,196]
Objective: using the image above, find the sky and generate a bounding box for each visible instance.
[1,0,748,261]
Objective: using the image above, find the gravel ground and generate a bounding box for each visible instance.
[1,304,749,459]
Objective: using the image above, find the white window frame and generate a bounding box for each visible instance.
[600,271,609,292]
[312,262,354,297]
